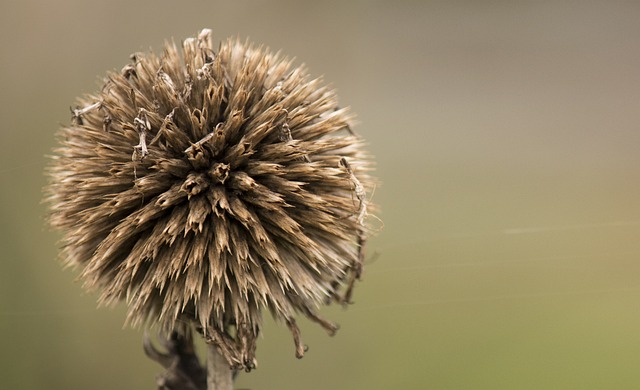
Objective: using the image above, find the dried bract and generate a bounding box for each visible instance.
[46,29,376,371]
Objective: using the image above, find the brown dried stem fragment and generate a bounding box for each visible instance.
[149,108,176,146]
[343,233,367,304]
[143,331,207,390]
[70,101,102,125]
[340,157,367,225]
[286,318,307,359]
[301,306,340,336]
[133,108,151,161]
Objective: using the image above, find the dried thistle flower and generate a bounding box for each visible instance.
[46,29,376,372]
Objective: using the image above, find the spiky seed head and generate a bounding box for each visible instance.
[46,29,376,370]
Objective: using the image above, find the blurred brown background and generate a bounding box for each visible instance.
[3,0,640,389]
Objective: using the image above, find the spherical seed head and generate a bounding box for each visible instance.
[46,29,376,370]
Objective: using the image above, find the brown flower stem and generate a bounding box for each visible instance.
[144,331,207,390]
[207,344,234,390]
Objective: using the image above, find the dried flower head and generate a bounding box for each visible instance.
[46,29,376,370]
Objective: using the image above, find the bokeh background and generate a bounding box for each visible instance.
[3,0,640,389]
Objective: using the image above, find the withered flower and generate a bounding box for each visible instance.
[46,29,376,372]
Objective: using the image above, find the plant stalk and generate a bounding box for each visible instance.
[207,344,233,390]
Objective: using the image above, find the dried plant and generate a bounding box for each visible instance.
[46,29,377,385]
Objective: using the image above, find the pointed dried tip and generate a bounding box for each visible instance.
[199,28,212,40]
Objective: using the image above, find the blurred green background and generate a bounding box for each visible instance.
[3,0,640,388]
